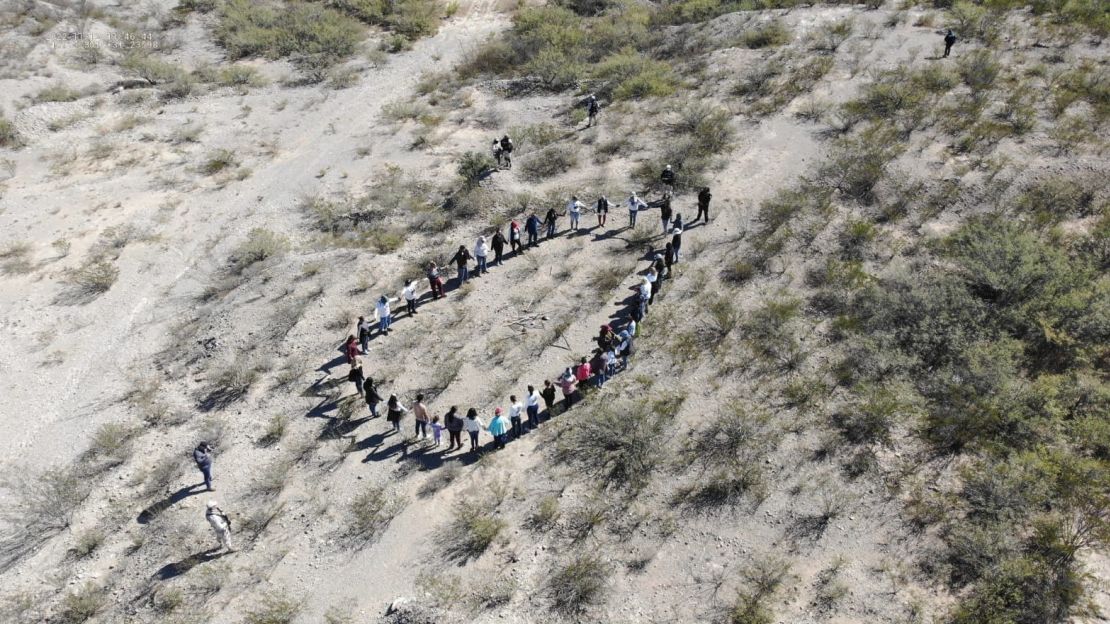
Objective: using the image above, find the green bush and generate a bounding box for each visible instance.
[958,49,1000,93]
[57,583,105,624]
[739,20,791,49]
[519,144,578,181]
[555,396,683,492]
[678,406,781,508]
[34,83,81,103]
[833,383,914,447]
[0,115,22,148]
[86,422,139,469]
[118,53,188,84]
[178,0,219,12]
[810,18,852,52]
[819,123,903,205]
[215,0,364,68]
[229,228,288,274]
[201,148,239,175]
[328,0,441,39]
[444,500,505,562]
[456,151,496,185]
[347,485,404,545]
[243,592,304,624]
[66,257,119,297]
[729,556,793,624]
[593,49,676,100]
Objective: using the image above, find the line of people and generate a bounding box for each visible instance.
[335,195,698,454]
[341,188,712,359]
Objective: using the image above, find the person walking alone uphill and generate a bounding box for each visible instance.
[193,441,214,492]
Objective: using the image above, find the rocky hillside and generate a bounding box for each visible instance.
[0,0,1106,623]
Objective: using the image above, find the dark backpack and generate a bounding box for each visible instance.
[500,137,514,153]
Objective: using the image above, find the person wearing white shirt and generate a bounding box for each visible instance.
[526,384,542,428]
[638,276,651,319]
[402,279,418,316]
[508,395,524,438]
[567,196,585,231]
[474,236,490,275]
[646,268,659,305]
[627,193,645,229]
[463,408,485,452]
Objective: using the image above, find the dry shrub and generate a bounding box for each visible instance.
[443,499,505,563]
[555,395,684,492]
[242,591,304,624]
[229,228,288,275]
[548,555,610,614]
[0,467,90,573]
[347,485,406,546]
[66,256,119,298]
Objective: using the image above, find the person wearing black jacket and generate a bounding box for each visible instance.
[696,187,711,223]
[660,194,673,234]
[526,213,541,247]
[541,380,557,414]
[544,208,562,239]
[660,164,675,188]
[943,29,956,58]
[348,361,365,397]
[364,376,383,418]
[444,406,464,451]
[193,442,214,491]
[596,195,610,227]
[450,245,473,283]
[491,230,506,266]
[499,135,514,168]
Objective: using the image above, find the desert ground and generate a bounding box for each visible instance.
[0,0,1106,623]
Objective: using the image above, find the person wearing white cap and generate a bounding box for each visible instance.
[660,164,675,188]
[206,500,233,552]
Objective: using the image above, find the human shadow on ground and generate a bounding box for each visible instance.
[318,416,371,442]
[354,429,483,470]
[318,353,349,375]
[151,549,230,581]
[138,484,207,525]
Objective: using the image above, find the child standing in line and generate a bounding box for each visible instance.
[430,416,444,447]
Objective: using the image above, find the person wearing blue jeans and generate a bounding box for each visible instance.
[567,196,584,231]
[544,208,559,239]
[375,295,396,335]
[595,353,609,388]
[526,213,541,247]
[627,193,645,229]
[193,442,214,491]
[474,236,489,275]
[450,245,472,284]
[526,385,541,428]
